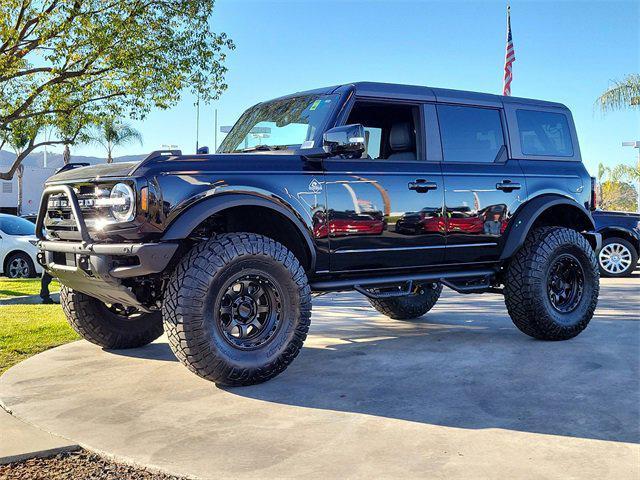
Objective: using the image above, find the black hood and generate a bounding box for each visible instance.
[46,161,140,183]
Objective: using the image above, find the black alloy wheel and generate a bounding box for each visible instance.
[547,254,585,314]
[216,273,282,350]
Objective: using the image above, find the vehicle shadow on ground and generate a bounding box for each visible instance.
[113,290,640,444]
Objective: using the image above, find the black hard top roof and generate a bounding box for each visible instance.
[271,81,567,109]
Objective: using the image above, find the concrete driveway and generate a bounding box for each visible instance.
[1,275,638,479]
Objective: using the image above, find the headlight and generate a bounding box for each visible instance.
[106,183,135,222]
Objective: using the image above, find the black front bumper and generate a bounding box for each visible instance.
[36,184,178,310]
[38,241,178,311]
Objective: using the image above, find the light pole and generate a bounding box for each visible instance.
[195,94,200,153]
[622,141,640,213]
[214,109,218,152]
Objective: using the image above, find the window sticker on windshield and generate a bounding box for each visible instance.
[309,100,322,111]
[301,140,315,149]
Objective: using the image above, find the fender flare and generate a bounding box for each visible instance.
[500,195,595,260]
[161,193,316,270]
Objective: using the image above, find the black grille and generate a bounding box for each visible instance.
[44,184,115,239]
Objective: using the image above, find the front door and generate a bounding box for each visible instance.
[436,104,526,263]
[323,101,445,272]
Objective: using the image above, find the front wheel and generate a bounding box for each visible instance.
[504,227,599,340]
[162,233,312,386]
[60,287,164,349]
[369,283,442,320]
[598,237,638,277]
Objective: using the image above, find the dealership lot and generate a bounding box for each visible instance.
[1,275,638,479]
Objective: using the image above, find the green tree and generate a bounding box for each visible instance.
[91,118,143,163]
[596,73,640,113]
[0,0,234,179]
[597,163,638,211]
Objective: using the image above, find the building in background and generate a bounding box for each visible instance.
[0,150,145,215]
[0,166,56,215]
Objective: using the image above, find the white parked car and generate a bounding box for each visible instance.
[0,213,42,278]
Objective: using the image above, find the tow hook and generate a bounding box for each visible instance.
[36,251,46,267]
[77,255,91,273]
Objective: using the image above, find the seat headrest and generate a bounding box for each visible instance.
[389,122,413,151]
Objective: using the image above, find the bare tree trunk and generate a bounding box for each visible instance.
[107,147,113,163]
[17,164,24,216]
[63,144,71,165]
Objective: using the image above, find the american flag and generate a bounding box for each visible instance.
[503,5,515,96]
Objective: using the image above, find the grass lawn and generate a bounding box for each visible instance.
[0,277,60,299]
[0,304,78,374]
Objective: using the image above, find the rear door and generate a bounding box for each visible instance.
[436,104,526,264]
[324,100,445,272]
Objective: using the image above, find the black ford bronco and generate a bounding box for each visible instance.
[36,82,601,386]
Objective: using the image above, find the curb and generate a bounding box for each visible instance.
[0,403,79,465]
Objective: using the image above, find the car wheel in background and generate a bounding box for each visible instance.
[5,252,36,278]
[598,237,638,277]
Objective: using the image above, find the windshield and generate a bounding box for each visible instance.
[0,215,36,236]
[219,94,339,153]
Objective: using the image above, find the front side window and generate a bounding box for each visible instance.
[516,109,573,157]
[346,101,419,161]
[219,94,339,153]
[437,105,505,163]
[0,215,35,236]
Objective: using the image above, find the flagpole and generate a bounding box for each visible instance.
[502,2,515,96]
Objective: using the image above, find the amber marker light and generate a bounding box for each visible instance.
[140,186,149,212]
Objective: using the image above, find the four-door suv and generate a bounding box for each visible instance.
[36,82,601,386]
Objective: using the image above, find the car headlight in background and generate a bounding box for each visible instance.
[95,183,135,222]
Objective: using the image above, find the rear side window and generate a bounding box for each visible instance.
[437,105,505,163]
[516,109,573,157]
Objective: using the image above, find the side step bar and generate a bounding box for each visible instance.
[310,268,499,294]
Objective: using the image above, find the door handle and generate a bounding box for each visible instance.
[496,180,521,192]
[408,179,438,193]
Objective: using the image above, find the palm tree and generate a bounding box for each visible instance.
[16,164,24,215]
[596,73,640,113]
[597,74,640,211]
[62,143,71,165]
[92,118,143,163]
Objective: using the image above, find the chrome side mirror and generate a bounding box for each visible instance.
[323,124,366,158]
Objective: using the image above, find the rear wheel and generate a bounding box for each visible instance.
[504,227,599,340]
[5,252,36,278]
[598,237,638,277]
[369,283,442,320]
[60,287,163,349]
[163,233,312,386]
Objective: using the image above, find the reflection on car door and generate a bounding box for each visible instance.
[322,101,445,272]
[436,104,526,264]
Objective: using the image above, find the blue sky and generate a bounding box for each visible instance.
[68,0,639,175]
